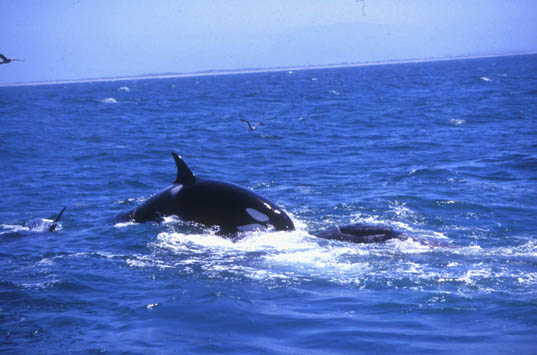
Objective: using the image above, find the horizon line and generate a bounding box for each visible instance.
[1,51,536,88]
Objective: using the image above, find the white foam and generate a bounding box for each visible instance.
[459,268,492,286]
[449,118,466,125]
[384,237,433,254]
[118,86,130,92]
[126,254,173,269]
[116,214,537,293]
[147,223,400,286]
[20,280,60,289]
[480,76,492,82]
[161,215,182,224]
[113,196,146,205]
[0,224,29,233]
[114,221,137,228]
[100,97,117,104]
[516,272,537,286]
[237,224,266,232]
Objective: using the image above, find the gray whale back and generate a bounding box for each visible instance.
[25,207,66,232]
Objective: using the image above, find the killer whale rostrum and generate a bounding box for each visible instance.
[115,152,421,245]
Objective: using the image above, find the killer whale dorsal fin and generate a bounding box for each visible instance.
[171,152,196,185]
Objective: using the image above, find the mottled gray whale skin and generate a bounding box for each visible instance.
[25,207,66,232]
[115,153,295,234]
[312,223,452,247]
[312,223,407,243]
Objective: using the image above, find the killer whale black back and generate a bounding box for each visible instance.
[115,153,295,233]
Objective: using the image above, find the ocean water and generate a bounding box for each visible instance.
[1,54,536,353]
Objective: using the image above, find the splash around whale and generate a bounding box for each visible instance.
[115,153,421,245]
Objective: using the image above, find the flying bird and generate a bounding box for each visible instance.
[0,53,24,64]
[240,119,264,131]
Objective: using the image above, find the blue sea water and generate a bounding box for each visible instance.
[1,54,537,354]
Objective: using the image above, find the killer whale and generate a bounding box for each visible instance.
[24,207,66,232]
[115,153,295,234]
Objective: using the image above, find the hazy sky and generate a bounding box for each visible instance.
[1,0,536,84]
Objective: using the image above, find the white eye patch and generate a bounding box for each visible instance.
[170,184,183,197]
[245,208,270,223]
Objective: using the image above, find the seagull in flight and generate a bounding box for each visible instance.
[0,53,24,64]
[240,119,264,131]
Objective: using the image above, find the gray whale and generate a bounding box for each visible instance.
[24,207,66,232]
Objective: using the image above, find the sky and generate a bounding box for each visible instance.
[1,0,536,84]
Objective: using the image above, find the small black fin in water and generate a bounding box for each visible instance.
[49,207,66,232]
[171,152,196,185]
